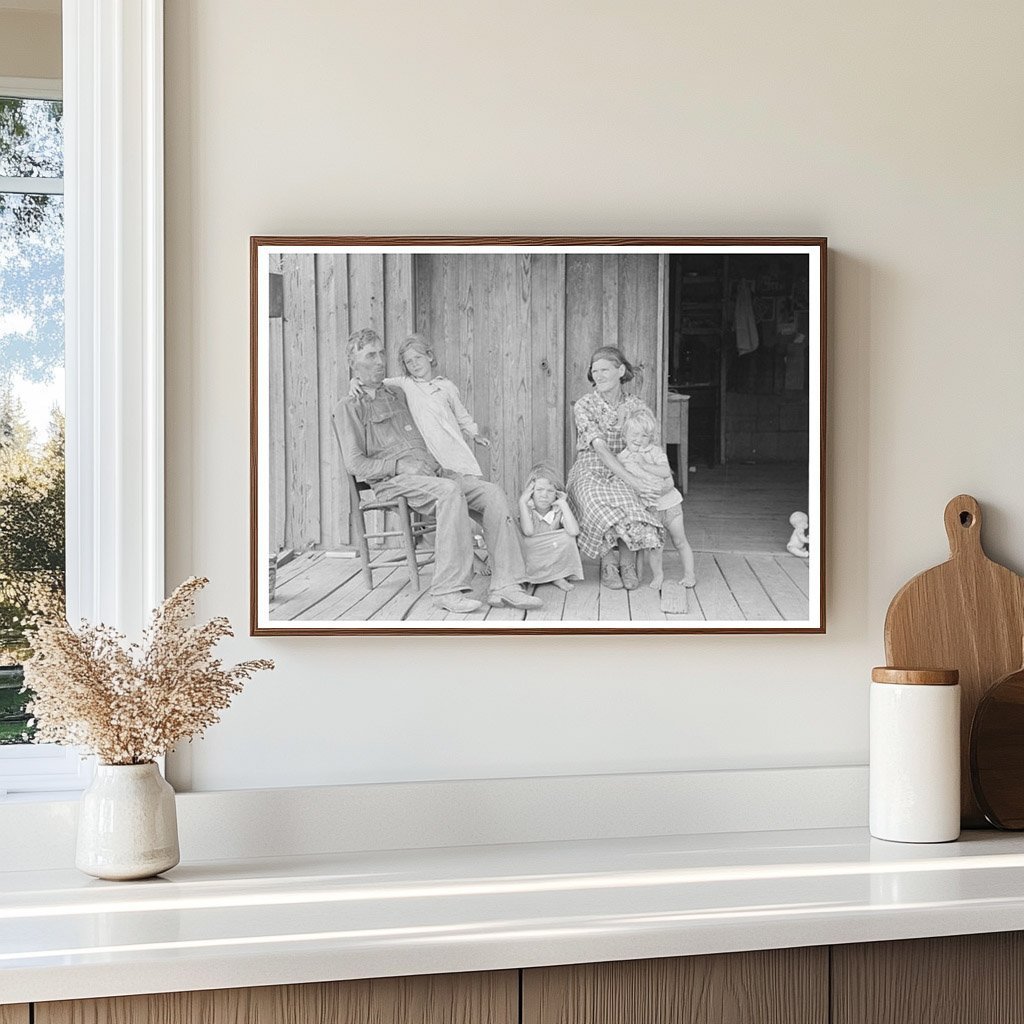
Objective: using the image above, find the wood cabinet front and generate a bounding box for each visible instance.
[522,948,828,1024]
[35,971,518,1024]
[19,931,1024,1024]
[832,932,1024,1024]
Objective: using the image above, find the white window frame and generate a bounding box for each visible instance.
[0,77,64,193]
[0,0,164,799]
[0,77,61,101]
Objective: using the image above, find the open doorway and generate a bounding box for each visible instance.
[668,252,811,468]
[667,251,812,556]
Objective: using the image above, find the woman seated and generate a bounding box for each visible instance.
[566,346,666,590]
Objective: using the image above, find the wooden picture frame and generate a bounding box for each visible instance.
[250,237,826,635]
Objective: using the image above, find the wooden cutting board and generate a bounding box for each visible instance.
[884,494,1024,827]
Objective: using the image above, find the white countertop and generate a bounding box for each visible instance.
[5,826,1024,1005]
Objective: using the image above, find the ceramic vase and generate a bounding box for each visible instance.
[76,762,180,880]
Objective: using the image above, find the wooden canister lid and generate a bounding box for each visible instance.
[871,667,959,686]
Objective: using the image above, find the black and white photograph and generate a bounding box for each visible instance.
[251,238,825,634]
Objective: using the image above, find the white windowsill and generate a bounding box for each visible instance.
[0,789,87,804]
[0,745,95,798]
[0,765,869,866]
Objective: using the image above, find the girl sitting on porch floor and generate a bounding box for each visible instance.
[517,464,584,592]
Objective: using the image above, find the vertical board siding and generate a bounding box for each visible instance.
[268,317,286,552]
[506,255,533,496]
[347,253,384,343]
[413,253,441,357]
[601,255,620,351]
[281,253,321,551]
[267,252,286,554]
[658,254,669,447]
[463,257,489,480]
[413,253,571,499]
[315,254,351,549]
[455,258,483,478]
[384,254,415,378]
[485,256,509,493]
[564,254,603,470]
[436,253,456,373]
[531,253,567,481]
[618,254,662,418]
[276,251,664,553]
[275,253,410,553]
[563,255,662,470]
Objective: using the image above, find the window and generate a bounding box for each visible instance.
[0,4,166,799]
[1,86,65,733]
[0,79,81,796]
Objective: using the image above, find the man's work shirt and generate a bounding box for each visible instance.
[334,384,440,484]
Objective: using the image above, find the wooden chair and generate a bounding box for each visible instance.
[345,473,435,592]
[331,412,436,591]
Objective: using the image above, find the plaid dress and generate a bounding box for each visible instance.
[566,391,663,560]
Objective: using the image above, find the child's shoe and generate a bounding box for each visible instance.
[601,558,623,589]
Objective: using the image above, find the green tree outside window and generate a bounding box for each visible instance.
[0,94,65,743]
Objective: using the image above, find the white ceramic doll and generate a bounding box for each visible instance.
[787,511,809,558]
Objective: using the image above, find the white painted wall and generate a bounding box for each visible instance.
[163,1,1024,791]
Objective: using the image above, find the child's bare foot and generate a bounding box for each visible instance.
[649,574,664,591]
[552,577,574,591]
[681,574,696,588]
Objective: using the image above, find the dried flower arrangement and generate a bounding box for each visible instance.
[23,577,273,765]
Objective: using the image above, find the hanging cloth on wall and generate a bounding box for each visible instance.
[735,279,759,355]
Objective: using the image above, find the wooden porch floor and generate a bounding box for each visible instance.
[269,462,812,625]
[270,547,809,624]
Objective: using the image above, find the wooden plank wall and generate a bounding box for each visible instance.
[267,254,286,554]
[270,252,414,553]
[415,253,661,500]
[413,254,569,500]
[272,253,662,555]
[564,254,661,471]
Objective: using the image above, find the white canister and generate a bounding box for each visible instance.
[870,667,960,843]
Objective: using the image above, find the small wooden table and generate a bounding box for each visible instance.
[663,392,690,494]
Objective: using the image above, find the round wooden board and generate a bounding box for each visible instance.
[971,664,1024,829]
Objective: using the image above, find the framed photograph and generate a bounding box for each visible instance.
[250,237,826,635]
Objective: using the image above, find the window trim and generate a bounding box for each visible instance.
[0,77,62,101]
[0,0,165,798]
[0,76,63,193]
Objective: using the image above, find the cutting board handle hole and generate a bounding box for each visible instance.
[960,511,974,527]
